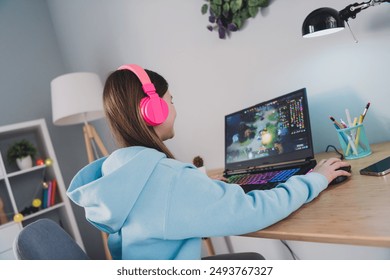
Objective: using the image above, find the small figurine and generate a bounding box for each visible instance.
[193,156,206,173]
[192,156,204,168]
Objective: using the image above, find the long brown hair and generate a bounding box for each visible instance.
[103,68,175,158]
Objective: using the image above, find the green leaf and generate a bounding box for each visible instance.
[223,2,230,14]
[248,0,259,7]
[201,4,208,15]
[231,0,243,14]
[248,6,259,17]
[232,16,243,29]
[258,0,269,8]
[230,3,238,13]
[240,9,250,20]
[210,3,221,16]
[213,0,223,5]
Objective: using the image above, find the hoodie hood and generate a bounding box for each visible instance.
[67,147,166,234]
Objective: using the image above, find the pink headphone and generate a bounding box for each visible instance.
[118,64,169,126]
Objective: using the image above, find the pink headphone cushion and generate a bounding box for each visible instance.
[140,96,169,126]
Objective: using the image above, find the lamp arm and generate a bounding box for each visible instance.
[339,0,388,21]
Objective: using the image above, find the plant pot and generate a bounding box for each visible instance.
[16,156,33,170]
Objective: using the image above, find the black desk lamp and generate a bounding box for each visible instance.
[302,0,389,38]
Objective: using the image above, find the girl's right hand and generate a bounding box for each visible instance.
[312,158,351,184]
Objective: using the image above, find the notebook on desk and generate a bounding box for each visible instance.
[224,88,317,193]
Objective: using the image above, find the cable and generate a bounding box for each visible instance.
[346,21,359,43]
[325,145,344,160]
[280,240,300,260]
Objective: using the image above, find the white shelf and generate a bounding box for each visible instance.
[6,164,46,178]
[22,202,65,221]
[0,119,84,258]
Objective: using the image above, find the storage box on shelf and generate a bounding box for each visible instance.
[0,119,83,259]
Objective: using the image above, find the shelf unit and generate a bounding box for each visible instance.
[0,119,84,259]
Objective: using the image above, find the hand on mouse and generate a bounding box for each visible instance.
[312,158,351,184]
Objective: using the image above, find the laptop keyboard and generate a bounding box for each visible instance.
[227,168,301,191]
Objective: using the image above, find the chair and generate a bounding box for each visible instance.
[14,218,89,260]
[14,218,264,260]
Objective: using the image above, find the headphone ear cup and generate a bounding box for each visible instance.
[140,96,169,126]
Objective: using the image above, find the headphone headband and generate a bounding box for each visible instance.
[118,64,156,96]
[117,64,169,126]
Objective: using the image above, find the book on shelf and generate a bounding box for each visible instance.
[41,179,57,209]
[50,179,57,206]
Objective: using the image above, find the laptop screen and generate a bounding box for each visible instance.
[225,88,314,171]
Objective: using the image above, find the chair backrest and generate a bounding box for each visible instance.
[14,218,89,260]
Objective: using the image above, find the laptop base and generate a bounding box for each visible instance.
[226,159,317,193]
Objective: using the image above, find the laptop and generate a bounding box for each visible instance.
[224,88,316,193]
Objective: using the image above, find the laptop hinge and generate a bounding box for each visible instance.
[224,158,316,176]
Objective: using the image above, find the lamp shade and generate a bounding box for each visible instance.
[302,7,345,38]
[51,72,105,126]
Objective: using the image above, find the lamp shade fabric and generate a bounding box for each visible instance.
[51,72,105,126]
[302,7,345,38]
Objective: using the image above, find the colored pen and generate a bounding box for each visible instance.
[351,117,358,139]
[361,102,370,121]
[354,114,364,149]
[329,116,343,129]
[345,117,360,156]
[357,114,364,125]
[346,133,358,156]
[330,116,349,145]
[345,108,353,127]
[340,119,348,128]
[345,118,358,156]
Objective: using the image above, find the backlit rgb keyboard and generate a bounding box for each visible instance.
[227,168,300,186]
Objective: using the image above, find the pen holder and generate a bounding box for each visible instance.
[337,124,371,160]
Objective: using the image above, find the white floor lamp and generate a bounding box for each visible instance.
[50,72,111,259]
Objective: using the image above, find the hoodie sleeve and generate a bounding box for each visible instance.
[163,167,328,239]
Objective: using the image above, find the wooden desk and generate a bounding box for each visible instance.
[209,142,390,247]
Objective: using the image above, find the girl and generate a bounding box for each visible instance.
[67,64,351,260]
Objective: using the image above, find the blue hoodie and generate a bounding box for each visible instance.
[67,146,328,260]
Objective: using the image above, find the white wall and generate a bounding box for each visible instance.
[46,0,390,259]
[0,0,109,259]
[47,0,390,168]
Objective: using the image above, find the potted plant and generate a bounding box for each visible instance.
[7,139,37,170]
[201,0,269,39]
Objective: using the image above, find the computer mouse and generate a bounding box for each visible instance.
[329,165,352,185]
